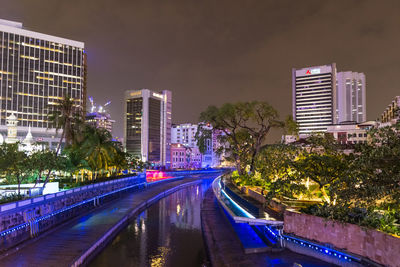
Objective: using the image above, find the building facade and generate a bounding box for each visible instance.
[380,96,400,125]
[85,112,115,133]
[326,121,375,145]
[170,143,187,169]
[0,19,86,149]
[171,122,227,168]
[293,64,337,135]
[170,143,202,169]
[171,123,198,147]
[336,71,366,123]
[124,89,171,167]
[293,63,366,136]
[187,146,202,169]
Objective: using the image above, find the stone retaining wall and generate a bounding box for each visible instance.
[284,210,400,267]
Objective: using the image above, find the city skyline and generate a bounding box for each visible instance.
[0,0,399,142]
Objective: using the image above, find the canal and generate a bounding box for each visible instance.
[89,179,212,267]
[89,178,334,267]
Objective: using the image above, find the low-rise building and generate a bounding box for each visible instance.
[187,146,202,169]
[281,135,298,144]
[170,143,203,169]
[326,121,376,145]
[172,122,226,168]
[170,143,187,169]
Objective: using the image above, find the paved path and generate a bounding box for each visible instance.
[201,187,337,267]
[1,174,218,267]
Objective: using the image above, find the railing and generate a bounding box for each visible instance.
[0,174,146,213]
[213,178,284,226]
[0,169,224,251]
[213,176,365,265]
[0,180,146,251]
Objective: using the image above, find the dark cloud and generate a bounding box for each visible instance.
[1,0,399,141]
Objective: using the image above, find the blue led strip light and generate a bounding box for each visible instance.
[0,182,146,238]
[282,235,361,263]
[0,223,29,237]
[216,178,362,264]
[218,180,256,219]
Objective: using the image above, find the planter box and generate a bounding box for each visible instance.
[284,210,400,267]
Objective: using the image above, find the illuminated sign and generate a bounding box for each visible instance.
[152,93,163,99]
[306,69,321,75]
[130,91,141,97]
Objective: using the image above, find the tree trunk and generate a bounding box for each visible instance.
[249,149,257,175]
[43,129,65,189]
[321,186,330,203]
[17,174,21,197]
[33,171,42,188]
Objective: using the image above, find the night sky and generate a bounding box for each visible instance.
[1,0,399,141]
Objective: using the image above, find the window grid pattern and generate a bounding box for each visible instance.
[0,31,85,128]
[295,73,333,134]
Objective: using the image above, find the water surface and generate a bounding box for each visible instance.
[90,180,211,267]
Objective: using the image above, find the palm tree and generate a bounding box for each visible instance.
[47,95,80,154]
[43,95,83,188]
[80,126,120,179]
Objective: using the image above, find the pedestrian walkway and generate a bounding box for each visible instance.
[1,174,218,267]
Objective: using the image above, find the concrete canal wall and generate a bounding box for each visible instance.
[284,210,400,267]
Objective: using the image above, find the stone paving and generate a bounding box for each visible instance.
[201,187,337,267]
[0,174,216,267]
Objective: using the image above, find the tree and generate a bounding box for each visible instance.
[255,144,305,200]
[292,149,351,204]
[283,115,299,138]
[195,124,212,155]
[45,95,83,186]
[47,95,80,153]
[348,123,400,206]
[125,153,147,172]
[0,143,30,196]
[198,101,283,175]
[80,126,120,179]
[29,149,60,187]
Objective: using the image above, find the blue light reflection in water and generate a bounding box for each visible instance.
[90,180,213,267]
[90,178,337,267]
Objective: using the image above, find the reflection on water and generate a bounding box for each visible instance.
[90,180,212,267]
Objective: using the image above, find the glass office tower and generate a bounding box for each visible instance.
[124,89,172,167]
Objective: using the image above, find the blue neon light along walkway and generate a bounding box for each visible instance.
[212,177,365,266]
[0,174,220,267]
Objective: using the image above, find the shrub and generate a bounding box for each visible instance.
[301,204,400,236]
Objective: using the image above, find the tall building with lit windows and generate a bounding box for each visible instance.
[336,71,366,123]
[0,19,86,149]
[124,89,172,168]
[292,63,366,135]
[293,63,337,135]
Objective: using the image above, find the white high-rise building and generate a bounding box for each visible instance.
[293,63,366,135]
[336,71,366,123]
[292,63,337,135]
[124,89,172,167]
